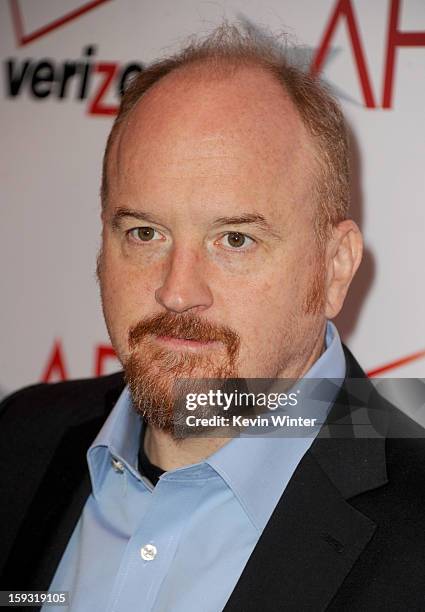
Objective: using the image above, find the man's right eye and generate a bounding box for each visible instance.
[127,227,164,242]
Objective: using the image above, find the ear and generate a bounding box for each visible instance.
[324,220,363,319]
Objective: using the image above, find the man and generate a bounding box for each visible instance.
[1,25,424,611]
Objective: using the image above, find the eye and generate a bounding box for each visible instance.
[217,232,255,250]
[127,227,164,243]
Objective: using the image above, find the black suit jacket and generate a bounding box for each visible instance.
[1,347,425,611]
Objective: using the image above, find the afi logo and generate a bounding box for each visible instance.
[312,0,425,108]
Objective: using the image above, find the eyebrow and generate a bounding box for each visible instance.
[111,208,163,230]
[212,213,282,240]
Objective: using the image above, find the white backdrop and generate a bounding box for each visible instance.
[1,0,424,396]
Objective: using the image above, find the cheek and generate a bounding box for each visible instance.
[234,269,299,318]
[104,270,153,312]
[100,253,160,354]
[102,243,159,309]
[226,268,309,345]
[224,277,285,344]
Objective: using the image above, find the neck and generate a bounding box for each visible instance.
[144,323,327,471]
[144,426,229,471]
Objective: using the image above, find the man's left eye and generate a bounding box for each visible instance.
[218,232,255,250]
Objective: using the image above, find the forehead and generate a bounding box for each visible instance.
[106,64,317,223]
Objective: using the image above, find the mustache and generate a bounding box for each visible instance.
[128,312,240,357]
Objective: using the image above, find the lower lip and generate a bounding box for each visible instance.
[154,335,219,349]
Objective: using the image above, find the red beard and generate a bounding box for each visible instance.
[124,312,240,433]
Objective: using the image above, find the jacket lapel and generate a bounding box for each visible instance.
[224,450,378,612]
[224,349,388,611]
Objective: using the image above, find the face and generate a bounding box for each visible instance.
[99,65,329,430]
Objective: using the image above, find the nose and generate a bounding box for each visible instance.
[155,246,213,313]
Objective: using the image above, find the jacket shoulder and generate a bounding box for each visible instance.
[0,371,125,426]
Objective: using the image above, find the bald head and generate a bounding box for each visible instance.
[106,63,318,234]
[101,26,350,244]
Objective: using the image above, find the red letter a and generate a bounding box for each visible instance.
[95,344,117,377]
[312,0,376,108]
[41,339,69,383]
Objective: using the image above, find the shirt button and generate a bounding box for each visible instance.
[111,457,124,473]
[141,544,157,561]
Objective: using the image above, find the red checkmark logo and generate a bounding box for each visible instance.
[9,0,112,46]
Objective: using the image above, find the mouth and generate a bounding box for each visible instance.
[154,335,220,350]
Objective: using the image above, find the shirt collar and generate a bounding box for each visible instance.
[206,320,346,531]
[87,386,142,497]
[88,321,346,525]
[303,320,346,379]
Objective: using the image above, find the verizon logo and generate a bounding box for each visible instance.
[3,45,143,115]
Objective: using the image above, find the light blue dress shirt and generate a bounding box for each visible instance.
[45,321,345,612]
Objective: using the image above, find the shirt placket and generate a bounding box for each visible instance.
[105,472,210,612]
